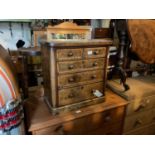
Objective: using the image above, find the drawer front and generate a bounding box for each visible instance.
[84,47,107,59]
[126,97,154,116]
[33,106,125,135]
[124,123,155,135]
[83,58,105,70]
[88,122,123,135]
[56,48,83,61]
[58,82,104,106]
[124,125,149,135]
[33,124,63,135]
[58,70,104,88]
[57,60,83,73]
[123,109,153,132]
[61,106,124,135]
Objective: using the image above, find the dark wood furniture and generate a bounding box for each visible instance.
[24,88,127,135]
[94,28,112,39]
[18,47,41,98]
[41,40,112,114]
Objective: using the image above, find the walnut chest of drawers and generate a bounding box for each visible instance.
[41,40,112,114]
[108,76,155,135]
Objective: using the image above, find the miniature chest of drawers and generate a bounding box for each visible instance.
[41,40,112,114]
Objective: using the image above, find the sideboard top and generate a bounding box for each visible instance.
[41,39,113,47]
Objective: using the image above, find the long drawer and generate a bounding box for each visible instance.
[58,69,104,88]
[58,82,104,106]
[124,123,155,135]
[123,109,155,132]
[57,58,105,73]
[33,106,124,135]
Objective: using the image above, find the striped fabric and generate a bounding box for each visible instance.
[0,45,24,134]
[0,66,16,108]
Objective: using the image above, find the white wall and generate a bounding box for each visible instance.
[0,22,31,50]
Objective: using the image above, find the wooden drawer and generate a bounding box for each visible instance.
[56,48,83,61]
[124,123,155,135]
[84,47,106,59]
[60,106,124,134]
[58,69,104,88]
[57,60,83,73]
[123,109,153,132]
[83,58,105,70]
[88,122,123,135]
[124,125,149,135]
[58,82,104,106]
[126,96,155,116]
[33,124,63,135]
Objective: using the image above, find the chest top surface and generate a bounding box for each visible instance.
[41,39,113,48]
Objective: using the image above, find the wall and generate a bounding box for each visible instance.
[0,22,31,50]
[0,20,111,50]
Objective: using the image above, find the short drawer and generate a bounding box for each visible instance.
[123,109,153,132]
[58,70,104,88]
[126,96,154,116]
[84,47,107,59]
[57,60,83,73]
[58,82,104,106]
[83,58,105,70]
[56,48,83,61]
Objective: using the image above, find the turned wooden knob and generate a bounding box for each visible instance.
[135,103,146,112]
[134,119,143,127]
[68,93,74,98]
[68,64,74,69]
[68,51,73,57]
[93,62,98,67]
[104,116,111,122]
[91,75,97,79]
[94,51,99,55]
[68,77,75,82]
[55,125,64,135]
[91,89,96,94]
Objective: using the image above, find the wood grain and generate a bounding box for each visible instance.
[127,19,155,64]
[25,89,127,134]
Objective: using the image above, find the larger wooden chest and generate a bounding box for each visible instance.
[108,76,155,134]
[41,40,112,114]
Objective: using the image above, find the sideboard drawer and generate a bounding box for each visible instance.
[56,48,83,61]
[33,124,63,135]
[84,47,106,59]
[123,109,153,132]
[58,69,104,88]
[58,82,104,106]
[33,106,124,135]
[61,106,124,134]
[126,97,154,116]
[57,60,83,73]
